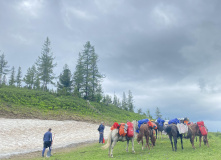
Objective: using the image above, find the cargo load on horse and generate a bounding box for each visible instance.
[168,118,180,125]
[136,119,149,133]
[197,121,208,136]
[119,123,128,136]
[127,122,134,137]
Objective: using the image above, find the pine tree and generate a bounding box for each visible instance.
[57,64,72,95]
[127,90,134,112]
[122,92,128,110]
[113,93,118,106]
[155,107,162,119]
[137,108,142,115]
[0,53,10,84]
[73,53,84,97]
[9,66,15,86]
[24,65,37,89]
[73,41,104,100]
[146,109,153,119]
[16,66,22,87]
[2,75,7,85]
[36,37,57,91]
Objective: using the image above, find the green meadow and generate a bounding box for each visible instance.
[31,133,221,160]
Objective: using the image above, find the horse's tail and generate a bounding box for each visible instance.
[102,130,112,150]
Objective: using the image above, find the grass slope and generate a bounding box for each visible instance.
[29,132,221,160]
[0,86,146,125]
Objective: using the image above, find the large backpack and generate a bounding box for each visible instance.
[197,121,208,136]
[127,122,134,137]
[119,123,127,136]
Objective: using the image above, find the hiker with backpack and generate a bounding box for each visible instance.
[98,122,105,143]
[42,128,53,157]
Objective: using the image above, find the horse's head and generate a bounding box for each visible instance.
[151,136,156,146]
[132,120,138,130]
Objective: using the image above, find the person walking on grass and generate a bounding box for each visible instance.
[42,128,53,157]
[98,122,105,144]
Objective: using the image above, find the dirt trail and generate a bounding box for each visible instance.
[0,118,110,159]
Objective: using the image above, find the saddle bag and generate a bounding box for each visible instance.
[127,122,134,137]
[197,121,208,136]
[119,123,127,136]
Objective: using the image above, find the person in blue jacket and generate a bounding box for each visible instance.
[42,128,53,157]
[98,122,105,143]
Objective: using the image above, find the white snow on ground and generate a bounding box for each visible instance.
[0,118,110,159]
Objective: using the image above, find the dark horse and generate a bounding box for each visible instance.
[165,124,183,151]
[187,123,209,149]
[137,123,156,150]
[153,121,164,139]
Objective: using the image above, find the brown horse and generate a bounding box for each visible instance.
[187,123,209,149]
[137,123,156,150]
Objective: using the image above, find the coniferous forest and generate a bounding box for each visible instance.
[0,37,149,123]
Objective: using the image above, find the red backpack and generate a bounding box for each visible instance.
[127,122,134,137]
[197,121,208,136]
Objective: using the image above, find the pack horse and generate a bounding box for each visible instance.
[102,120,138,158]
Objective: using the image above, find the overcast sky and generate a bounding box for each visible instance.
[1,0,221,132]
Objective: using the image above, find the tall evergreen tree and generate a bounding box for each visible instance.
[16,66,22,87]
[9,66,15,86]
[122,92,128,110]
[24,65,37,89]
[155,107,162,119]
[0,53,10,84]
[73,41,103,100]
[36,37,57,91]
[127,90,134,112]
[113,93,118,106]
[57,64,72,95]
[2,75,7,85]
[34,73,41,90]
[73,53,84,97]
[146,109,153,119]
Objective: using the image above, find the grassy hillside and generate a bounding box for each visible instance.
[25,132,220,160]
[0,86,146,125]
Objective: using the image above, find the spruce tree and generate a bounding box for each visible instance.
[16,66,22,87]
[73,41,103,100]
[57,64,72,95]
[24,65,37,89]
[128,90,134,112]
[122,92,128,110]
[155,107,162,119]
[36,37,57,91]
[0,53,10,84]
[9,66,15,86]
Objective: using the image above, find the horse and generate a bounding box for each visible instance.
[187,123,209,149]
[102,120,138,158]
[164,124,183,151]
[137,123,156,150]
[152,121,164,139]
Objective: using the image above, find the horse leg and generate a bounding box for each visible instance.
[131,138,135,153]
[156,129,158,139]
[142,137,144,150]
[191,135,196,149]
[110,140,117,158]
[173,136,177,151]
[126,140,129,152]
[199,135,202,147]
[204,135,209,147]
[169,135,174,151]
[180,134,183,150]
